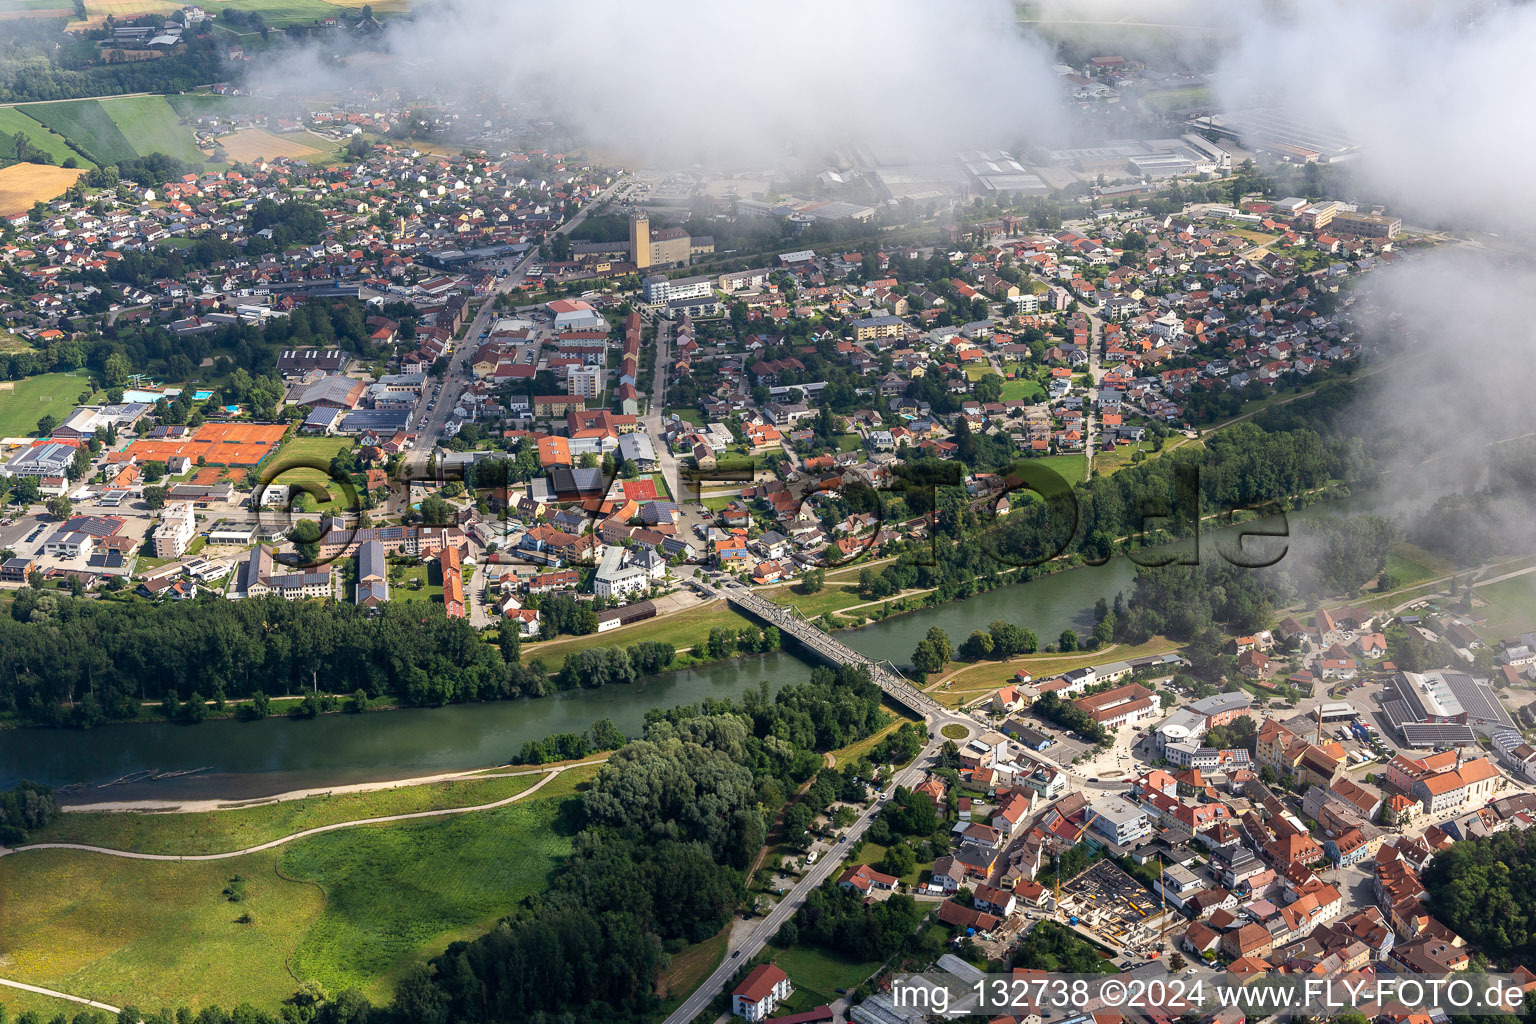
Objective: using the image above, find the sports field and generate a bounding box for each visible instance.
[0,162,85,218]
[126,422,288,467]
[0,371,92,436]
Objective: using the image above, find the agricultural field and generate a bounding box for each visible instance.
[0,162,85,218]
[217,127,325,162]
[0,371,93,437]
[101,95,207,163]
[0,765,592,1009]
[0,0,75,11]
[0,107,87,167]
[20,100,139,167]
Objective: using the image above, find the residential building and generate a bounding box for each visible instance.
[152,501,197,559]
[731,964,791,1021]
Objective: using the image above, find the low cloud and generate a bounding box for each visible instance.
[248,0,1070,167]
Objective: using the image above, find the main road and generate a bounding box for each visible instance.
[405,175,630,478]
[659,731,952,1024]
[661,577,975,1024]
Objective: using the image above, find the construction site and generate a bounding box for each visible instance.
[1055,859,1177,960]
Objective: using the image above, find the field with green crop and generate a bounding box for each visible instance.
[102,95,206,163]
[21,100,138,167]
[0,107,88,167]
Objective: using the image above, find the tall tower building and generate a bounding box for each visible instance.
[629,213,651,270]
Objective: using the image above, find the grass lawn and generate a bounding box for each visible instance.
[0,107,88,167]
[1143,85,1213,113]
[656,927,728,1005]
[647,472,671,499]
[20,100,139,167]
[848,842,923,887]
[764,582,867,618]
[392,561,443,605]
[100,95,206,164]
[1030,452,1087,485]
[0,370,92,437]
[1001,378,1046,401]
[0,847,323,1011]
[261,437,356,509]
[1385,542,1456,588]
[941,723,968,739]
[834,433,864,452]
[666,408,703,426]
[29,773,543,856]
[0,328,31,354]
[701,493,736,511]
[828,708,922,765]
[0,766,596,1010]
[521,601,755,670]
[280,766,594,1000]
[935,635,1180,704]
[767,944,882,1012]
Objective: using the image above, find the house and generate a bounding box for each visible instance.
[973,884,1018,917]
[839,863,898,896]
[731,964,791,1021]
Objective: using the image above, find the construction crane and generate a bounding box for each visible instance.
[1053,812,1101,922]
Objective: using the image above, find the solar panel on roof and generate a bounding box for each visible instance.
[1400,723,1477,748]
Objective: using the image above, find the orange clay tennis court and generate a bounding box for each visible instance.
[126,423,286,467]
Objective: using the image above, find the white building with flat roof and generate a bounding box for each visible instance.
[153,501,196,559]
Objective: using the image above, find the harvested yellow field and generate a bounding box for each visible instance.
[67,0,182,27]
[0,163,85,218]
[218,128,322,162]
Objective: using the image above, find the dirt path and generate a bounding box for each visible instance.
[0,761,603,862]
[0,977,123,1015]
[62,761,580,814]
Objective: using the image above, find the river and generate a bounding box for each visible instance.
[0,515,1302,802]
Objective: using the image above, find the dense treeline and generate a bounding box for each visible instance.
[0,781,58,844]
[392,664,889,1023]
[0,594,506,726]
[1423,829,1536,966]
[0,24,226,103]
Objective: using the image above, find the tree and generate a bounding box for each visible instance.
[959,629,994,660]
[46,496,71,520]
[1058,629,1079,652]
[142,484,167,511]
[975,372,1004,404]
[881,842,916,878]
[784,802,814,845]
[289,520,322,566]
[35,414,57,435]
[924,626,953,664]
